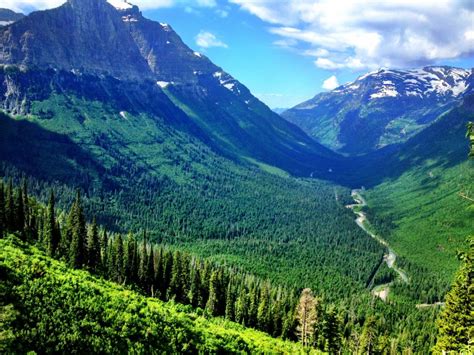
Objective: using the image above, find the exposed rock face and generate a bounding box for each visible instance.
[120,6,217,83]
[0,0,341,180]
[0,0,152,80]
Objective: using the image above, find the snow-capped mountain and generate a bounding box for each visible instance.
[335,67,471,100]
[282,66,473,155]
[0,8,24,26]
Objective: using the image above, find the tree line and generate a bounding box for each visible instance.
[0,178,351,352]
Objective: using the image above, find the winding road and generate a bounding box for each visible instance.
[347,189,408,301]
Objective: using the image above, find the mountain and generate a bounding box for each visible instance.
[0,0,340,179]
[0,9,24,26]
[282,66,473,155]
[0,0,382,303]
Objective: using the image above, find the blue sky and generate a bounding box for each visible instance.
[9,0,474,108]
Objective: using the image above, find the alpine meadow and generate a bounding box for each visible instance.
[0,0,472,353]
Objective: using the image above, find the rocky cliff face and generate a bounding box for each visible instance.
[0,0,152,80]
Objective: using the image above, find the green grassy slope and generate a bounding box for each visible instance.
[0,88,383,301]
[0,235,316,354]
[364,98,474,285]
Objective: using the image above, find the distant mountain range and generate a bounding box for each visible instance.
[0,8,24,26]
[282,66,473,155]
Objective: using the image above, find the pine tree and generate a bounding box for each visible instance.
[43,191,59,256]
[235,285,248,325]
[324,306,342,354]
[434,236,473,353]
[0,182,6,237]
[161,250,173,300]
[188,265,202,308]
[146,246,155,296]
[86,218,100,271]
[169,250,183,301]
[257,284,271,331]
[138,233,148,289]
[67,191,87,269]
[14,187,25,237]
[114,234,124,283]
[5,179,14,231]
[21,179,29,234]
[359,316,378,354]
[296,288,318,347]
[206,270,220,316]
[225,280,235,320]
[124,232,137,284]
[100,229,109,274]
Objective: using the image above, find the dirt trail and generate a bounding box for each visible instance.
[346,189,408,300]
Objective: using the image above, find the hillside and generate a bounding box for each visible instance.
[0,235,313,354]
[362,96,474,300]
[283,66,473,155]
[0,0,382,302]
[0,0,341,179]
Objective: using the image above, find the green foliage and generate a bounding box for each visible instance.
[434,237,474,353]
[0,236,316,354]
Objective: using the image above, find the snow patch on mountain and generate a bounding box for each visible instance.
[107,0,133,10]
[337,67,471,100]
[157,81,170,88]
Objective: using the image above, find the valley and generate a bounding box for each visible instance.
[347,189,408,301]
[0,0,472,353]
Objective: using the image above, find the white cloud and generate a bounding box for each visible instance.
[322,75,339,90]
[196,0,216,7]
[232,0,474,70]
[195,30,228,48]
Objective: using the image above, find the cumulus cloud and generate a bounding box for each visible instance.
[195,30,228,48]
[231,0,474,70]
[322,75,339,90]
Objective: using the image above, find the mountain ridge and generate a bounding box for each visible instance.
[283,66,473,155]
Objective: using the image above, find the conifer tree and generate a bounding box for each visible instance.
[225,281,235,320]
[162,250,173,300]
[14,187,25,237]
[138,233,148,289]
[125,232,138,284]
[114,234,124,283]
[43,191,59,256]
[296,288,317,347]
[359,316,378,354]
[206,270,220,315]
[169,250,183,300]
[235,285,248,325]
[434,236,473,353]
[67,191,87,269]
[21,179,29,232]
[5,179,14,231]
[86,218,100,271]
[146,246,155,296]
[188,266,202,308]
[324,306,342,354]
[257,284,271,331]
[0,182,6,237]
[100,229,108,274]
